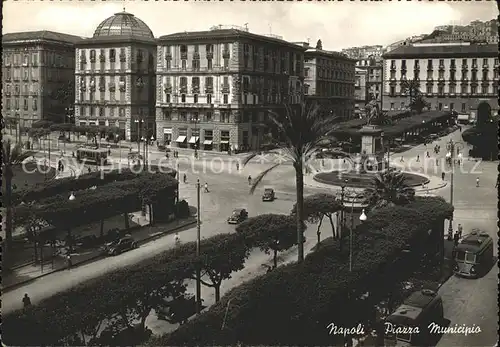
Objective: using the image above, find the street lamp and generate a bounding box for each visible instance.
[340,179,348,239]
[68,192,76,253]
[69,192,75,201]
[347,191,365,272]
[190,114,200,158]
[359,209,367,222]
[134,118,144,153]
[446,139,463,238]
[195,179,202,313]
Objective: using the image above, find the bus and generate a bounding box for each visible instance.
[384,289,444,346]
[454,229,493,278]
[76,147,108,165]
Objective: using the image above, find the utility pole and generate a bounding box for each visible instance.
[196,179,202,314]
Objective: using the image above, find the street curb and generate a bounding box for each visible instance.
[2,219,196,293]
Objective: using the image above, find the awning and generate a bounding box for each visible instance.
[220,140,229,144]
[175,136,187,143]
[203,140,213,145]
[163,128,172,134]
[188,136,199,144]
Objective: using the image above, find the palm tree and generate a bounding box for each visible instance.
[243,103,342,263]
[2,139,33,256]
[363,171,415,210]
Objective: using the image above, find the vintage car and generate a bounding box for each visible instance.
[262,188,275,201]
[227,208,248,224]
[101,236,138,256]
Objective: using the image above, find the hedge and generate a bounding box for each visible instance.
[3,197,452,346]
[156,196,453,346]
[14,172,178,229]
[12,167,176,204]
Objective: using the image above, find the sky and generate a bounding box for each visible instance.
[3,0,498,51]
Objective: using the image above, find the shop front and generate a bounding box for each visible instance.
[175,128,188,148]
[163,127,172,146]
[203,129,213,151]
[189,129,200,150]
[220,130,230,152]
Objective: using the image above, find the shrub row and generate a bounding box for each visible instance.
[155,196,453,346]
[13,167,176,204]
[3,214,298,346]
[14,172,178,229]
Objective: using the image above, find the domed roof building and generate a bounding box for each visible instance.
[93,11,154,39]
[74,11,157,141]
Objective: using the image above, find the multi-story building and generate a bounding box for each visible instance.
[155,26,305,152]
[382,42,498,115]
[356,57,383,107]
[2,31,81,127]
[74,11,157,141]
[423,19,498,44]
[354,68,367,117]
[341,45,384,60]
[303,46,356,120]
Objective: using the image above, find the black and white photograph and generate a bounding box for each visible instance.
[1,1,498,346]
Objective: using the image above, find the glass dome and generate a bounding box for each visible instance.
[93,11,154,39]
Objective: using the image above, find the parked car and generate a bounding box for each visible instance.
[227,208,248,224]
[262,188,275,201]
[102,236,137,256]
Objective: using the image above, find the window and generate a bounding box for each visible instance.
[181,60,186,70]
[223,94,229,104]
[450,71,456,81]
[450,59,456,68]
[462,58,467,66]
[110,108,115,117]
[180,112,187,121]
[207,59,212,70]
[90,50,96,62]
[181,94,186,103]
[438,86,444,94]
[390,60,396,69]
[471,85,477,94]
[243,93,248,104]
[24,99,29,110]
[461,103,466,112]
[110,49,116,62]
[119,108,125,117]
[224,58,229,69]
[206,44,213,53]
[6,99,11,109]
[194,45,199,53]
[304,68,309,77]
[166,60,171,69]
[390,102,394,110]
[23,54,29,66]
[99,107,104,117]
[220,112,230,123]
[427,59,433,69]
[166,94,171,103]
[472,58,477,67]
[438,103,443,110]
[137,49,143,63]
[482,58,488,66]
[207,94,212,104]
[194,94,198,103]
[461,85,467,94]
[426,85,432,94]
[449,85,456,94]
[192,59,200,70]
[482,71,488,80]
[400,102,405,109]
[162,109,171,120]
[390,86,395,96]
[206,112,212,122]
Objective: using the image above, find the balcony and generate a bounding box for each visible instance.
[99,54,105,62]
[450,65,456,71]
[164,85,172,93]
[390,65,396,71]
[180,52,188,60]
[165,53,172,60]
[222,50,230,58]
[438,76,445,82]
[206,52,213,59]
[426,76,434,81]
[483,64,489,69]
[221,84,230,93]
[461,77,468,82]
[461,65,468,70]
[120,54,126,62]
[427,66,433,71]
[470,79,478,85]
[471,65,478,71]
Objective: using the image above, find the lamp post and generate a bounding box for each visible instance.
[190,114,200,158]
[134,118,144,153]
[195,179,202,313]
[446,139,463,238]
[340,179,348,239]
[347,192,365,272]
[380,131,390,170]
[68,192,76,254]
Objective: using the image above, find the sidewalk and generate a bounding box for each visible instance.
[2,217,196,292]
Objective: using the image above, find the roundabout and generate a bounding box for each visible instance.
[313,170,430,189]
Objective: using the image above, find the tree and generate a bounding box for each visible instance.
[292,193,342,246]
[237,214,298,268]
[316,39,323,50]
[243,103,341,263]
[2,139,33,255]
[400,78,420,107]
[363,171,415,210]
[409,93,430,114]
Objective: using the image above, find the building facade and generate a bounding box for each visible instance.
[354,68,367,117]
[155,27,305,152]
[382,43,498,115]
[341,45,384,60]
[355,57,383,110]
[303,47,356,120]
[430,19,498,44]
[74,11,157,141]
[2,31,80,127]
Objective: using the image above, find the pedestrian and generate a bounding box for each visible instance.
[457,224,463,239]
[66,253,72,269]
[435,158,439,166]
[426,151,430,158]
[441,172,445,181]
[204,182,209,193]
[476,176,480,187]
[496,177,499,188]
[22,293,32,308]
[400,156,404,162]
[416,155,420,162]
[87,166,91,173]
[236,162,240,171]
[108,148,111,156]
[183,173,187,183]
[174,232,180,245]
[453,232,460,246]
[459,125,462,132]
[248,175,252,185]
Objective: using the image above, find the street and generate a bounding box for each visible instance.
[4,130,498,346]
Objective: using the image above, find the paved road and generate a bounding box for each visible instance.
[393,128,498,347]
